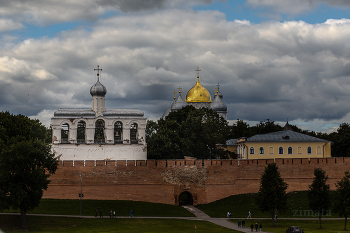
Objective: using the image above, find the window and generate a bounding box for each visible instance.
[298,146,302,154]
[259,147,264,154]
[94,119,105,144]
[316,146,321,154]
[307,146,312,154]
[130,123,138,144]
[288,147,293,155]
[279,147,283,155]
[77,121,86,143]
[114,121,123,144]
[249,147,254,155]
[269,147,274,155]
[61,123,69,143]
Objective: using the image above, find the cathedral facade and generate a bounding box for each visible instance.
[51,66,147,161]
[162,68,227,119]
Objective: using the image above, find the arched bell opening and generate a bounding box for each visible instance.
[178,191,193,206]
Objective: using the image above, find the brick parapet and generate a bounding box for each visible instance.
[45,157,350,205]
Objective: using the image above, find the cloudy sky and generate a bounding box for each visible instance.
[1,0,350,133]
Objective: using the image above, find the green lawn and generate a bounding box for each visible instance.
[0,215,236,233]
[230,219,350,233]
[2,199,194,217]
[195,191,339,218]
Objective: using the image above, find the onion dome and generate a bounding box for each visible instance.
[172,91,187,110]
[90,80,107,97]
[186,76,212,103]
[217,89,223,99]
[210,92,227,112]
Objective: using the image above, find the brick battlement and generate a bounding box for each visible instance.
[58,157,345,167]
[44,157,350,205]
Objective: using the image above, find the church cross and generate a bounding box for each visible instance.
[214,87,218,96]
[178,86,182,95]
[216,83,220,90]
[94,65,103,81]
[173,90,176,100]
[195,67,201,77]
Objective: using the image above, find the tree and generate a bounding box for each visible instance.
[308,168,331,229]
[256,163,288,226]
[0,111,58,229]
[333,171,350,230]
[146,106,234,159]
[329,123,350,157]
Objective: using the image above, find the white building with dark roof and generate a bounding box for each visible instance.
[51,66,147,161]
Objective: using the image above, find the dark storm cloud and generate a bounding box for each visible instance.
[1,10,350,131]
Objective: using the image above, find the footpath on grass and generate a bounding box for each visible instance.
[182,205,270,233]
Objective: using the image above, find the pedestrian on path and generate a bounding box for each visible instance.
[95,209,98,217]
[113,210,116,218]
[110,210,112,218]
[255,223,258,232]
[259,223,262,231]
[100,209,103,218]
[251,224,254,231]
[238,220,241,228]
[130,209,134,217]
[242,219,245,228]
[247,210,252,219]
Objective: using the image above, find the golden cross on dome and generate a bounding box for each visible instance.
[94,65,103,81]
[195,67,201,77]
[214,87,218,96]
[173,90,176,100]
[177,86,182,95]
[216,83,220,90]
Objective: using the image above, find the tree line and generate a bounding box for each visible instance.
[147,106,350,159]
[258,163,350,230]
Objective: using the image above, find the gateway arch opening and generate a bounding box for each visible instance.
[179,191,193,206]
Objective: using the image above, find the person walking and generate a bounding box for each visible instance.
[238,220,241,228]
[259,223,262,231]
[130,209,134,217]
[250,224,254,231]
[95,209,98,217]
[110,210,112,218]
[100,209,103,218]
[255,223,258,232]
[247,210,252,219]
[242,219,246,228]
[113,210,116,218]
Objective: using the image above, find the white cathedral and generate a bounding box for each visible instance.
[51,66,147,161]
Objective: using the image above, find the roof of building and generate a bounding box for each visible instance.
[53,108,144,118]
[244,130,329,143]
[226,139,238,145]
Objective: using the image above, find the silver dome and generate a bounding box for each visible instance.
[171,94,187,111]
[210,93,227,112]
[90,80,107,97]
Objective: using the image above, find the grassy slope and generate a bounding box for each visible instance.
[2,199,194,217]
[195,191,338,218]
[230,219,350,233]
[0,216,236,233]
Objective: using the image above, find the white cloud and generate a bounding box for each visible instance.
[246,0,350,18]
[0,18,23,32]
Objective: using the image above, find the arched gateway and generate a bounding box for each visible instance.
[178,191,193,206]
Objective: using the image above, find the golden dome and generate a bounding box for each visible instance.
[185,77,212,103]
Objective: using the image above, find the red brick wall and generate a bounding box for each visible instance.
[43,158,350,205]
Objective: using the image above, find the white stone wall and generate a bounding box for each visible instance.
[51,116,147,160]
[52,143,147,161]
